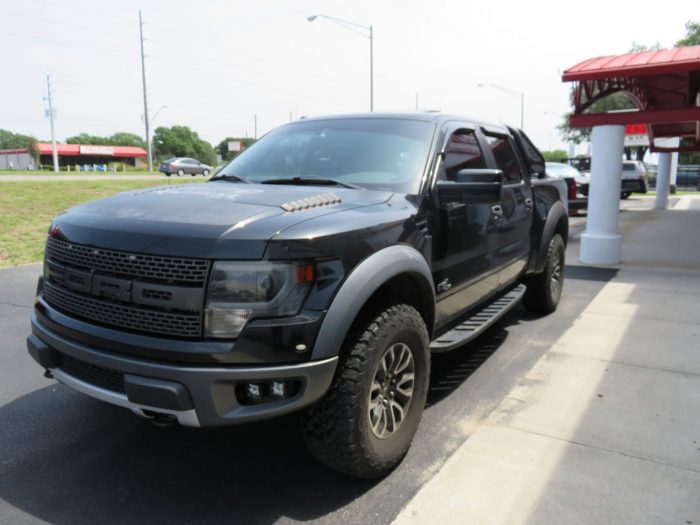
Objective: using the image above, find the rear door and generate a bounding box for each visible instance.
[479,129,533,286]
[431,124,500,324]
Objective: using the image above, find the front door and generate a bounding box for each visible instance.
[431,125,500,326]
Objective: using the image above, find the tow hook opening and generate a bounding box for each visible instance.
[142,410,178,427]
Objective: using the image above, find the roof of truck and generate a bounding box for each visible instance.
[294,112,515,132]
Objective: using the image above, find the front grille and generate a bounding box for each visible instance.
[46,237,210,284]
[60,353,125,394]
[44,281,202,338]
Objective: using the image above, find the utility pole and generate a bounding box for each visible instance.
[369,25,373,112]
[46,75,59,172]
[254,114,258,140]
[139,10,152,171]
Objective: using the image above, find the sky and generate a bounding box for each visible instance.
[0,0,696,153]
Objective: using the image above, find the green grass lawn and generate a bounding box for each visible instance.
[0,179,203,268]
[0,170,159,176]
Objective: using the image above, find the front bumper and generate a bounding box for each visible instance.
[622,179,646,193]
[28,312,338,427]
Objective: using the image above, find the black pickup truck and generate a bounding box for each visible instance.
[27,113,568,478]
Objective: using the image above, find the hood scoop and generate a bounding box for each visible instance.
[280,192,342,212]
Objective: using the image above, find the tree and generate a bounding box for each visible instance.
[216,137,256,162]
[541,149,568,162]
[108,132,145,149]
[0,129,36,149]
[152,125,216,165]
[65,133,110,145]
[676,20,700,46]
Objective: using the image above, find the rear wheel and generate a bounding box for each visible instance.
[523,233,565,314]
[203,169,210,177]
[177,169,184,177]
[302,304,430,479]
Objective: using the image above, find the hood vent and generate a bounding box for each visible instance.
[280,192,342,212]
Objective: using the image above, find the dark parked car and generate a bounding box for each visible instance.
[28,113,568,478]
[159,157,212,176]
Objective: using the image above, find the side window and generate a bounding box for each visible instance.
[442,129,487,181]
[483,134,524,183]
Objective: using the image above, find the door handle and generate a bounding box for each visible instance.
[491,204,503,220]
[524,198,533,210]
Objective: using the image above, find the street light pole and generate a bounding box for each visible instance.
[478,83,525,129]
[308,14,374,112]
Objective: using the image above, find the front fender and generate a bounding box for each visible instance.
[311,245,434,360]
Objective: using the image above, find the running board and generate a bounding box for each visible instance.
[430,284,527,353]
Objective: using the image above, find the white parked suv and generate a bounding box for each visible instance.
[620,160,648,199]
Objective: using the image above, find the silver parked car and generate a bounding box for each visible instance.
[621,160,649,198]
[159,157,212,177]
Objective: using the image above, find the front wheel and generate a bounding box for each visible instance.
[177,169,184,177]
[302,304,430,479]
[202,169,210,177]
[522,233,565,314]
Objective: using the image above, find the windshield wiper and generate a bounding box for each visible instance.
[260,176,360,189]
[208,174,250,183]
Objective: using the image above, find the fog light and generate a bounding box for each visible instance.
[245,383,264,403]
[270,381,288,399]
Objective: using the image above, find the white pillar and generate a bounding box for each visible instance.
[580,125,625,265]
[654,152,672,210]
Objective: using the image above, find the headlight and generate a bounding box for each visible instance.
[204,261,314,338]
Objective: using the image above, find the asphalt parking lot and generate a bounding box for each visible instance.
[0,222,614,525]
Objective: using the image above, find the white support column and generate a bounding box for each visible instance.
[654,152,672,210]
[580,125,625,265]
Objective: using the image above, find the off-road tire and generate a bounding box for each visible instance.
[302,304,430,479]
[522,233,565,314]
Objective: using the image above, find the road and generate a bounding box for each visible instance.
[0,208,628,525]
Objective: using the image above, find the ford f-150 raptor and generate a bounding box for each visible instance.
[27,113,568,478]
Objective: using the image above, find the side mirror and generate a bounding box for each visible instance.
[436,169,503,204]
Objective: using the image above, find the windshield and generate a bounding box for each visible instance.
[217,118,434,193]
[546,162,581,178]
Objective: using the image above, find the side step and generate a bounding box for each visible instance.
[430,284,527,353]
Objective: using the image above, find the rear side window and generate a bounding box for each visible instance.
[442,130,487,181]
[483,134,523,183]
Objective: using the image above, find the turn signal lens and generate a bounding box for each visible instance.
[295,263,315,283]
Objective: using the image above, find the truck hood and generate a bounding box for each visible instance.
[52,182,393,259]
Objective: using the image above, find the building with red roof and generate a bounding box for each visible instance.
[0,142,147,170]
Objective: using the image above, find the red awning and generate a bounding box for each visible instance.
[36,143,147,158]
[562,45,700,152]
[563,46,700,81]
